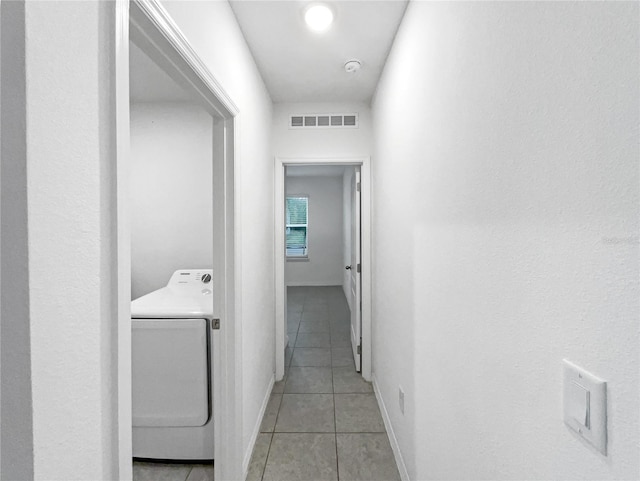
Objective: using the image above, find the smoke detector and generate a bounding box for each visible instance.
[344,60,361,73]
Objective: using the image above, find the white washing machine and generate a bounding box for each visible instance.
[131,269,215,461]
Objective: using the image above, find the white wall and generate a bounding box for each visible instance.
[1,2,117,479]
[130,103,213,300]
[372,2,639,480]
[285,175,343,286]
[160,1,274,472]
[273,101,371,158]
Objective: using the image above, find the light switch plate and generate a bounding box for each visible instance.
[563,360,607,455]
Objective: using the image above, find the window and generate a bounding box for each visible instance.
[286,196,308,257]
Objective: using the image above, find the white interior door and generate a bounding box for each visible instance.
[350,167,362,372]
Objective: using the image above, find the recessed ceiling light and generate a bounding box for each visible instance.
[304,4,334,32]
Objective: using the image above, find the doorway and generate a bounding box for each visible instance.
[115,1,240,479]
[129,40,217,472]
[274,157,372,383]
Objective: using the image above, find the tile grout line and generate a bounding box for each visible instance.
[330,302,341,481]
[286,293,304,391]
[261,288,302,481]
[184,466,194,481]
[258,432,273,481]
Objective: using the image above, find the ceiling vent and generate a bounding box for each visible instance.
[289,113,359,129]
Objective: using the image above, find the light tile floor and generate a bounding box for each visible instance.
[132,462,213,481]
[247,286,401,481]
[133,286,400,481]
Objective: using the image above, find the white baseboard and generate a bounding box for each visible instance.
[242,374,275,480]
[372,373,410,481]
[285,281,342,287]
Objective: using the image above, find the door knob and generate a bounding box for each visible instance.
[345,265,352,270]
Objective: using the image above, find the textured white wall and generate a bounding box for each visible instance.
[273,101,371,158]
[161,0,274,468]
[285,175,343,286]
[372,2,639,480]
[130,103,213,300]
[1,2,117,479]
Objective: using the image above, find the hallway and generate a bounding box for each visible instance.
[2,2,636,479]
[246,286,400,481]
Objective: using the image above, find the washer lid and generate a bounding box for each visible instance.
[131,285,214,319]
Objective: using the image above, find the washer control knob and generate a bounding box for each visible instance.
[202,273,212,284]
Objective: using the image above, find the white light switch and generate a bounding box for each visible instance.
[567,381,590,429]
[563,360,607,455]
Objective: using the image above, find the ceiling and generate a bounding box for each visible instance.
[229,0,408,104]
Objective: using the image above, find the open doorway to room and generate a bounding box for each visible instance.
[128,39,218,478]
[284,165,362,374]
[274,158,372,385]
[115,2,239,480]
[285,165,352,373]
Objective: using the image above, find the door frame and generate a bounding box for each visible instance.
[350,167,362,372]
[274,157,372,381]
[115,1,241,479]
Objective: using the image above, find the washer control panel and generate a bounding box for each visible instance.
[168,269,213,286]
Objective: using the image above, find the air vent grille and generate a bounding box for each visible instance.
[289,113,359,129]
